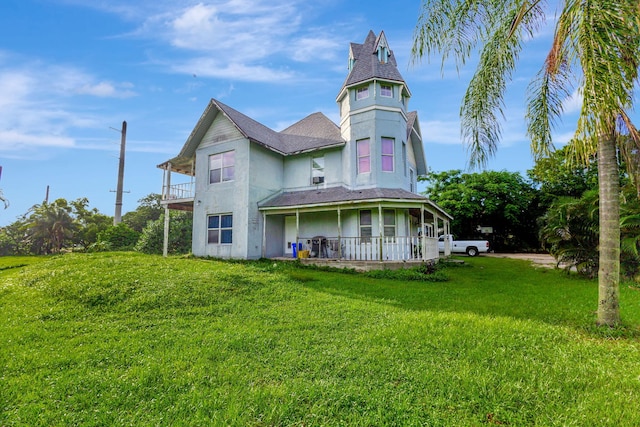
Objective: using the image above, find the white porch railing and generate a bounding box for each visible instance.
[296,236,438,261]
[163,182,194,200]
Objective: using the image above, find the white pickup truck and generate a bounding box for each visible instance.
[438,235,490,257]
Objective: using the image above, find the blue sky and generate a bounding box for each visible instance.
[0,0,615,226]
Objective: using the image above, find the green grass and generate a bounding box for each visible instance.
[1,253,639,426]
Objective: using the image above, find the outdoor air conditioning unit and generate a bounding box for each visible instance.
[312,176,324,184]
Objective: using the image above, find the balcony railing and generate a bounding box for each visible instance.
[162,182,194,200]
[295,236,438,262]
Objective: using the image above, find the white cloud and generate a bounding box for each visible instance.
[0,55,136,153]
[562,88,582,115]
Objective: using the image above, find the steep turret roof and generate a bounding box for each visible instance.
[340,30,406,91]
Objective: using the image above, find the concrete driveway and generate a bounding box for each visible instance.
[483,252,558,268]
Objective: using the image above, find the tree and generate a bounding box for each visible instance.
[70,197,112,250]
[421,169,540,250]
[122,194,163,233]
[413,0,640,326]
[24,199,76,254]
[135,211,192,255]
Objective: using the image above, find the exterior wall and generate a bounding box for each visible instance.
[191,113,284,259]
[339,87,409,190]
[282,148,342,190]
[247,144,284,258]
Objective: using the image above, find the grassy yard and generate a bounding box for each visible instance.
[1,253,639,426]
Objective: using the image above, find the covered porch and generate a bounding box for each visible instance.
[259,187,452,263]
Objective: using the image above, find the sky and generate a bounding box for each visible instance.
[0,0,628,226]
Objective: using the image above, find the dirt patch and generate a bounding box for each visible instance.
[483,252,558,268]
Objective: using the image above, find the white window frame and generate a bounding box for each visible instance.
[357,138,371,174]
[356,86,369,100]
[381,137,394,172]
[380,84,393,97]
[359,210,372,243]
[209,150,235,184]
[311,155,325,184]
[207,214,233,245]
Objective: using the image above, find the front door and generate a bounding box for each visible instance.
[284,216,296,255]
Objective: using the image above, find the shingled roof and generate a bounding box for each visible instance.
[158,99,346,172]
[340,30,406,91]
[259,186,428,209]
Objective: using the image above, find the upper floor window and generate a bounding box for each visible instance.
[380,84,392,97]
[409,169,415,192]
[356,86,369,100]
[381,137,394,172]
[402,142,407,176]
[207,214,233,244]
[359,210,372,242]
[312,156,325,184]
[209,150,235,184]
[357,139,370,174]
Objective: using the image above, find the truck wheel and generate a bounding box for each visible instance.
[466,247,479,257]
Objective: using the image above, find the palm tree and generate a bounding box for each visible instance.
[412,0,640,326]
[26,200,75,254]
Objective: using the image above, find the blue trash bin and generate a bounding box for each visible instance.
[292,242,297,258]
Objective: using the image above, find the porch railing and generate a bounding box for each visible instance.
[162,182,194,200]
[296,236,438,261]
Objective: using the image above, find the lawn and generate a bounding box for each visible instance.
[1,253,639,426]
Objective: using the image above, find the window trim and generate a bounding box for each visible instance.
[209,150,235,184]
[356,86,369,100]
[356,138,371,174]
[380,84,393,98]
[383,209,396,237]
[381,137,394,172]
[359,210,372,243]
[207,213,233,245]
[311,155,325,185]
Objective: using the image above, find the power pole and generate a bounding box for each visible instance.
[114,121,127,225]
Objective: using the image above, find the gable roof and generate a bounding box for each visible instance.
[339,30,407,92]
[158,99,345,173]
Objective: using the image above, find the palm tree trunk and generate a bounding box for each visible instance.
[597,134,620,326]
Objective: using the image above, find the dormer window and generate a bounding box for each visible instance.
[377,46,389,63]
[348,57,356,72]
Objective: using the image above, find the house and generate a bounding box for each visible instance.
[158,30,452,264]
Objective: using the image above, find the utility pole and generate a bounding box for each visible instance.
[114,121,127,225]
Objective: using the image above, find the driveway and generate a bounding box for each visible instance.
[483,252,558,268]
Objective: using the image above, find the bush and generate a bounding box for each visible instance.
[135,211,192,255]
[97,223,140,251]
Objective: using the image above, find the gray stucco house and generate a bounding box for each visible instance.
[158,30,452,261]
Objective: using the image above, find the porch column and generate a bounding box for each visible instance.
[420,204,425,261]
[337,208,342,259]
[261,211,267,258]
[295,209,300,254]
[162,162,171,257]
[378,204,383,261]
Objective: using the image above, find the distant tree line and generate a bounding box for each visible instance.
[420,146,640,281]
[0,194,192,256]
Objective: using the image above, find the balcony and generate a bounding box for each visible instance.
[161,182,194,211]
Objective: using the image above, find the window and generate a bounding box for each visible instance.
[312,156,325,184]
[359,210,372,242]
[383,209,396,237]
[357,139,370,173]
[207,214,233,244]
[380,84,392,97]
[381,137,394,172]
[356,86,369,100]
[402,142,407,176]
[209,151,235,184]
[409,169,415,192]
